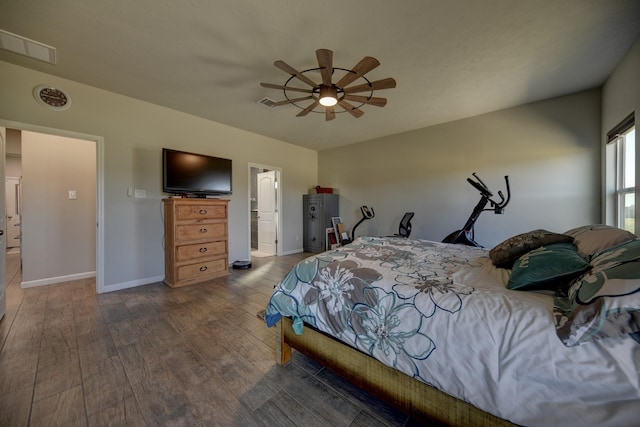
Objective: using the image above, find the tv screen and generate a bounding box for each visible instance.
[162,148,232,196]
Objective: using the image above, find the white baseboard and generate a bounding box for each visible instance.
[281,248,304,255]
[21,271,97,289]
[100,275,164,294]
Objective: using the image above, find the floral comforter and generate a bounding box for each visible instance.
[265,237,640,427]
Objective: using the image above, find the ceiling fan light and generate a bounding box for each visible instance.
[319,96,337,107]
[318,86,338,106]
[319,97,337,107]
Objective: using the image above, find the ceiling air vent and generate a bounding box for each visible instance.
[0,29,56,64]
[257,97,278,109]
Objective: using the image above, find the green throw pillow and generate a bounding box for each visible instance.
[507,242,590,291]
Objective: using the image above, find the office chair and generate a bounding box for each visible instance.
[395,212,414,238]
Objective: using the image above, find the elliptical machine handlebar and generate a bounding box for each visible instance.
[468,174,510,213]
[361,205,375,219]
[493,176,510,214]
[467,177,493,198]
[472,173,492,194]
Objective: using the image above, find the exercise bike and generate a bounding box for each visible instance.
[350,206,375,242]
[442,173,510,247]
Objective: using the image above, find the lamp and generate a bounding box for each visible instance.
[318,86,338,107]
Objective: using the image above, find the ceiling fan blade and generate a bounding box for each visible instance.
[271,96,314,106]
[260,82,313,94]
[338,100,364,118]
[335,56,380,89]
[274,60,318,87]
[344,94,387,107]
[325,106,335,121]
[316,49,333,86]
[343,77,397,94]
[296,100,320,117]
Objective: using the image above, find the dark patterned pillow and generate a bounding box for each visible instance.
[489,229,574,268]
[507,243,590,291]
[553,238,640,346]
[563,224,636,259]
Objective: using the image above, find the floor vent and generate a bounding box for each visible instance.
[257,97,278,109]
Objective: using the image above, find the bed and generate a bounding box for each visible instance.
[264,225,640,427]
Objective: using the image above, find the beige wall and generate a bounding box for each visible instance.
[602,37,640,232]
[0,60,317,292]
[319,89,602,248]
[21,131,96,285]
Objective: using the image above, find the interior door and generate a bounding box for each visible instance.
[257,170,277,255]
[0,128,7,320]
[5,177,20,248]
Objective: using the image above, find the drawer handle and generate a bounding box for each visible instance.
[199,266,208,272]
[199,247,208,253]
[199,228,208,233]
[199,209,208,215]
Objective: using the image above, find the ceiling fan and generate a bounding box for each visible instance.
[260,49,396,121]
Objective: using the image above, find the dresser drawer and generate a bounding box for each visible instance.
[176,204,227,220]
[176,241,226,261]
[176,223,226,242]
[177,258,227,281]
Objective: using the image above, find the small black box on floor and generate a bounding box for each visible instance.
[232,260,252,269]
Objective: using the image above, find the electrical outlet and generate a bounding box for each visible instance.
[134,189,146,199]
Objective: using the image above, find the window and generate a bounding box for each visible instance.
[606,113,636,233]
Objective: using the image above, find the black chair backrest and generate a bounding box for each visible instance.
[398,212,414,238]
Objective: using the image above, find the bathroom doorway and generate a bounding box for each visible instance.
[249,164,282,258]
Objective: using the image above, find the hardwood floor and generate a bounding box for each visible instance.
[0,252,424,427]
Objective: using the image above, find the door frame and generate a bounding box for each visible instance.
[248,163,282,257]
[0,128,6,320]
[0,119,104,293]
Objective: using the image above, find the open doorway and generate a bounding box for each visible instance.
[3,129,22,320]
[249,163,282,258]
[0,120,103,293]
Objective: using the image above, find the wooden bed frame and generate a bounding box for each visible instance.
[276,317,514,427]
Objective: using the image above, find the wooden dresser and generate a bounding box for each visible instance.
[163,198,229,288]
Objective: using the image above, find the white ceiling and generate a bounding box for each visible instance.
[1,0,639,151]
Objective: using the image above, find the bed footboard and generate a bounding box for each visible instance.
[276,318,513,427]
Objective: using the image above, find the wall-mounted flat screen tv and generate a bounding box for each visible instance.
[162,148,232,196]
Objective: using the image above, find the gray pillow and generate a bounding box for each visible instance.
[563,224,637,259]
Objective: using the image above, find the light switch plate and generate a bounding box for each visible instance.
[134,189,146,199]
[68,190,77,200]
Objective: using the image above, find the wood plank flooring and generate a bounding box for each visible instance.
[0,252,424,427]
